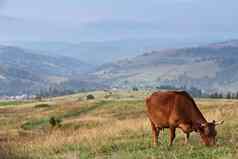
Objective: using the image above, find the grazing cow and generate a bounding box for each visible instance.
[146,91,223,146]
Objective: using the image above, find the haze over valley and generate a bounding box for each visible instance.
[0,40,238,96]
[0,0,238,96]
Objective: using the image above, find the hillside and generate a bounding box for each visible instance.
[93,40,238,92]
[0,91,237,158]
[1,40,238,95]
[0,45,94,95]
[3,38,210,64]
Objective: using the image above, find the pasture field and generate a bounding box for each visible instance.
[0,91,237,159]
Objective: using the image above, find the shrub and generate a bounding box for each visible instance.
[34,103,51,108]
[132,87,139,91]
[86,94,95,100]
[49,116,62,128]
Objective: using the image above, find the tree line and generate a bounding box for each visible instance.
[36,84,238,100]
[209,91,238,99]
[152,85,238,99]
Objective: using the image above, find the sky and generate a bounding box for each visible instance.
[0,0,238,42]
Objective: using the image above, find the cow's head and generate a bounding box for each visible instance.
[195,120,224,146]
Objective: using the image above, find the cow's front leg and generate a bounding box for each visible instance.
[179,124,192,144]
[150,120,159,146]
[169,127,176,146]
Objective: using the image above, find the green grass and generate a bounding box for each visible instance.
[0,91,237,159]
[21,117,50,130]
[60,130,236,159]
[0,100,32,107]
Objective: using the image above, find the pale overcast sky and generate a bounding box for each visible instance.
[0,0,238,42]
[1,0,237,22]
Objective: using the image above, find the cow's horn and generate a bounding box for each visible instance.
[215,120,224,125]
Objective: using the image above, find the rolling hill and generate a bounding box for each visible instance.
[3,38,211,65]
[1,40,238,95]
[0,45,95,95]
[92,40,238,93]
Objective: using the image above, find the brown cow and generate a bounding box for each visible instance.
[146,91,223,146]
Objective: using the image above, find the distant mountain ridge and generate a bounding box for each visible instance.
[3,38,212,64]
[92,40,238,93]
[1,40,238,95]
[0,45,95,95]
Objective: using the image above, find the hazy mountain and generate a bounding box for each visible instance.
[1,40,238,95]
[4,39,214,64]
[0,15,74,43]
[92,40,238,92]
[0,45,95,95]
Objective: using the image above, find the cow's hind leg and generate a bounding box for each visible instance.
[169,127,176,146]
[184,133,190,144]
[150,120,159,146]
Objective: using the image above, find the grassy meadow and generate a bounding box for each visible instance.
[0,91,237,159]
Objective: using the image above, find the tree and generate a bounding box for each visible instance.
[218,93,223,99]
[236,92,238,99]
[226,92,232,99]
[132,87,139,91]
[189,87,202,97]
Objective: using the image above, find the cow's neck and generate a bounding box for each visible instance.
[192,106,207,124]
[186,94,208,124]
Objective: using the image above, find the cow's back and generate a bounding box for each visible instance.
[146,91,197,128]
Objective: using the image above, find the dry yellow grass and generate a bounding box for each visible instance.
[0,91,237,159]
